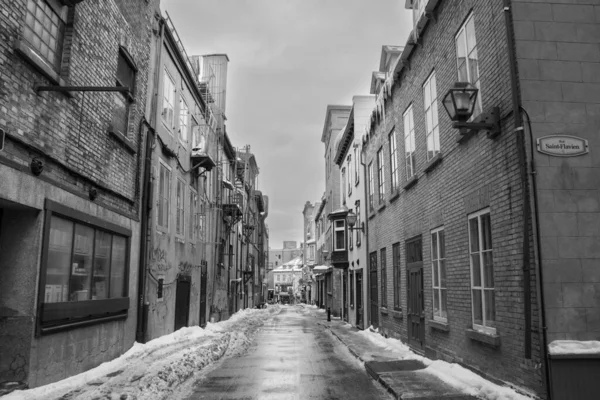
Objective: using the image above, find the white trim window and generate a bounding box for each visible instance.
[176,177,185,237]
[423,72,440,160]
[162,69,175,131]
[189,187,198,242]
[354,147,359,185]
[341,167,346,205]
[431,226,447,321]
[468,208,495,333]
[179,97,189,143]
[456,13,482,118]
[356,200,362,246]
[403,106,416,180]
[347,156,352,196]
[158,161,171,229]
[377,148,385,203]
[368,162,375,210]
[389,129,399,192]
[334,220,346,251]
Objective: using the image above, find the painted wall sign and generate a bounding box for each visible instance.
[537,135,589,157]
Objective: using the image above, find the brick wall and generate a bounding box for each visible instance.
[363,0,543,395]
[513,0,600,344]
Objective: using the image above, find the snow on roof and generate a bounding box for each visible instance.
[549,340,600,355]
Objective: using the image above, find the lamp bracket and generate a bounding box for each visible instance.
[453,107,501,139]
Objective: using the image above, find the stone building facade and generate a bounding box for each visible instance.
[0,0,156,388]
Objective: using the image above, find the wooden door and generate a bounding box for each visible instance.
[174,275,191,331]
[199,263,207,327]
[343,273,348,321]
[406,236,425,351]
[369,252,379,328]
[356,271,363,329]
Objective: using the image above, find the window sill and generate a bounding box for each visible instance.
[424,153,442,173]
[429,319,449,332]
[368,211,376,220]
[377,203,386,212]
[403,175,418,190]
[389,189,400,202]
[466,328,500,347]
[380,307,389,315]
[392,309,403,320]
[108,128,137,154]
[175,236,185,244]
[14,39,66,88]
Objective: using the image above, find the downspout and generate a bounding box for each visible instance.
[503,1,550,397]
[136,16,164,344]
[360,138,370,329]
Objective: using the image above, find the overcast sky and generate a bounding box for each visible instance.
[161,0,413,249]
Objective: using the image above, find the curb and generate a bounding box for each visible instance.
[319,321,401,400]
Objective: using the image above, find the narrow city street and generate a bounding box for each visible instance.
[180,306,392,400]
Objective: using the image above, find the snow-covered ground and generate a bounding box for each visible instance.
[3,306,281,400]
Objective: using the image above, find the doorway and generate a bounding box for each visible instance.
[343,272,348,322]
[199,263,207,327]
[406,236,424,351]
[369,252,378,328]
[174,275,191,331]
[356,270,363,329]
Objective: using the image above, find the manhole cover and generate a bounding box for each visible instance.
[365,359,426,373]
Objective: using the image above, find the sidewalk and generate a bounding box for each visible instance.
[304,306,478,400]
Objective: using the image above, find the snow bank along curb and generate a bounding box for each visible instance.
[2,306,281,400]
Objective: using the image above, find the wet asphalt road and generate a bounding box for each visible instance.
[183,306,392,400]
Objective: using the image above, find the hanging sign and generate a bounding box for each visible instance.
[537,135,589,157]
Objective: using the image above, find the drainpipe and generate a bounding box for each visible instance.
[136,16,164,344]
[503,2,550,397]
[360,140,370,329]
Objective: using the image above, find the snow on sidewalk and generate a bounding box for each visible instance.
[3,306,281,400]
[354,327,537,400]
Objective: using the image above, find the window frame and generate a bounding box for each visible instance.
[455,13,482,119]
[175,177,185,238]
[110,47,137,139]
[368,162,374,210]
[347,155,352,196]
[403,105,416,180]
[355,200,362,247]
[380,247,387,308]
[157,159,171,231]
[37,200,131,336]
[392,242,401,310]
[189,186,198,243]
[333,220,346,251]
[431,226,447,322]
[23,0,68,73]
[162,68,176,132]
[468,208,495,334]
[389,129,399,192]
[423,71,440,161]
[178,96,189,144]
[354,147,359,185]
[377,147,385,204]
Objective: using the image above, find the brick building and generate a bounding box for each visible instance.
[0,0,155,388]
[359,0,600,397]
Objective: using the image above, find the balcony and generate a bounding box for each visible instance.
[191,124,216,172]
[223,193,243,225]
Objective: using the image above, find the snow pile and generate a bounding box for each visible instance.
[4,306,279,400]
[548,340,600,355]
[356,328,533,400]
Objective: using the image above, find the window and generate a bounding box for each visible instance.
[377,148,385,203]
[162,69,175,131]
[431,227,447,321]
[350,271,354,308]
[189,187,198,242]
[334,220,346,251]
[456,13,481,118]
[39,200,130,333]
[368,162,374,210]
[349,213,353,251]
[176,178,185,237]
[179,97,189,143]
[158,161,171,230]
[392,242,401,310]
[341,167,346,205]
[23,0,67,71]
[380,248,387,308]
[347,156,352,196]
[404,106,416,180]
[389,130,399,192]
[111,49,136,138]
[423,72,440,160]
[469,209,494,333]
[354,147,359,185]
[355,201,361,246]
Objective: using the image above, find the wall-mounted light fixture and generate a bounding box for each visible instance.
[346,210,364,232]
[442,82,500,139]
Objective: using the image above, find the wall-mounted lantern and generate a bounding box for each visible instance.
[346,210,364,233]
[442,82,500,138]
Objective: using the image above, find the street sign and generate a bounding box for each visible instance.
[537,135,588,157]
